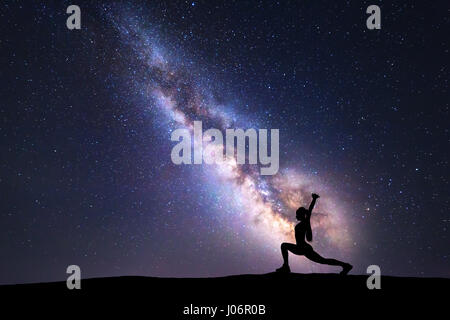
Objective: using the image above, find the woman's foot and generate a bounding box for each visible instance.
[340,263,353,275]
[276,264,291,273]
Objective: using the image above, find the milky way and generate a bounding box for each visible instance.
[109,10,355,271]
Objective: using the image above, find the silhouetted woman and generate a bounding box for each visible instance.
[276,193,353,275]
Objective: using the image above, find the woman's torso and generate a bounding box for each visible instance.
[295,222,313,252]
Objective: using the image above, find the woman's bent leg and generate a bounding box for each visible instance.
[281,242,300,265]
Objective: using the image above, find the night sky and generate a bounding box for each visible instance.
[0,1,448,285]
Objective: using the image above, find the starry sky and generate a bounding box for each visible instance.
[0,1,448,284]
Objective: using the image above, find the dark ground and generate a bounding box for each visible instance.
[1,273,448,318]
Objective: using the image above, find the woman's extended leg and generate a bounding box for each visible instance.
[304,250,353,275]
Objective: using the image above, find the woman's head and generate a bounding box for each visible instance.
[296,207,308,221]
